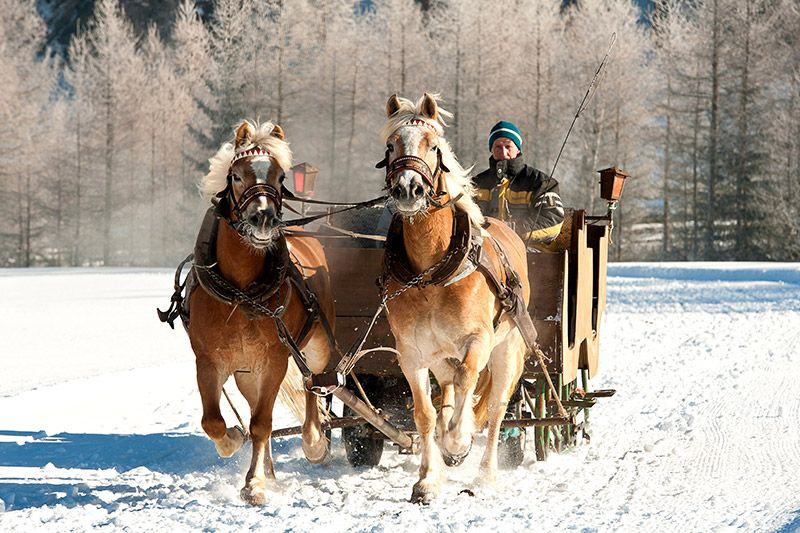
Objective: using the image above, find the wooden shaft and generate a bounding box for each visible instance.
[333,386,414,450]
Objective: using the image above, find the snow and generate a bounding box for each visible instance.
[1,264,800,532]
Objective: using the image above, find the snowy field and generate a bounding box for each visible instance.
[1,263,799,532]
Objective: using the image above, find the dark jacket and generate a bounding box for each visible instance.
[473,155,564,243]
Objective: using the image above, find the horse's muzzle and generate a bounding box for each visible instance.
[242,205,281,248]
[390,174,428,216]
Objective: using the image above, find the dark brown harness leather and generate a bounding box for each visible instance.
[381,207,539,348]
[159,208,335,355]
[191,208,289,320]
[383,207,475,288]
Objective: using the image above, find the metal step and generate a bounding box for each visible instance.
[584,389,616,399]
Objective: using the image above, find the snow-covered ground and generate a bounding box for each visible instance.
[1,264,799,532]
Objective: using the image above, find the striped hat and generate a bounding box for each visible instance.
[488,120,523,151]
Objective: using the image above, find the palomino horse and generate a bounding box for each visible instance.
[379,94,531,503]
[188,121,333,504]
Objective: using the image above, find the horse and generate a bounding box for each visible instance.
[378,94,531,503]
[187,120,333,505]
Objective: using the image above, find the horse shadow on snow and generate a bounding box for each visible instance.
[0,429,331,511]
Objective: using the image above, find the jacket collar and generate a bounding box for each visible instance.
[488,154,526,182]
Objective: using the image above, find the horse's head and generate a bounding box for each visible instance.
[379,93,452,217]
[378,94,484,225]
[202,120,292,250]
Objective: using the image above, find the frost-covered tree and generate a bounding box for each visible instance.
[0,0,58,266]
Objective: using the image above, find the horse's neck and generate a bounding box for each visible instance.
[216,221,272,288]
[402,206,453,273]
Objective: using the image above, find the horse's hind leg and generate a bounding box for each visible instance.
[240,363,285,506]
[196,359,246,458]
[302,390,329,463]
[300,335,330,463]
[430,361,455,444]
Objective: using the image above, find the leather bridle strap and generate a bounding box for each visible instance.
[385,154,436,189]
[237,182,281,214]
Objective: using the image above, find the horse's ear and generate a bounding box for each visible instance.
[271,124,285,140]
[421,93,439,121]
[235,121,253,149]
[386,94,401,117]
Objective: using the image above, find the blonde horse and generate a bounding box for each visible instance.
[188,121,332,505]
[379,94,530,503]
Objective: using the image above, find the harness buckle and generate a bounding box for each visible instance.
[305,371,345,397]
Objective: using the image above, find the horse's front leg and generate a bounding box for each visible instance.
[478,331,526,486]
[196,358,246,458]
[400,361,445,504]
[240,362,285,506]
[440,336,491,465]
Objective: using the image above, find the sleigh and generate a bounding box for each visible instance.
[277,167,626,466]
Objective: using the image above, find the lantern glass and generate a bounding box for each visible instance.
[293,169,305,195]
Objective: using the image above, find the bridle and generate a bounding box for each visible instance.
[213,147,285,235]
[376,118,460,209]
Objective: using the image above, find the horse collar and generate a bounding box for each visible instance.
[192,208,290,319]
[383,207,480,289]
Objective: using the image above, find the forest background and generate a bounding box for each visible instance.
[2,0,799,267]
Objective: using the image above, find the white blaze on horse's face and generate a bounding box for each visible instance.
[233,155,282,249]
[388,125,438,217]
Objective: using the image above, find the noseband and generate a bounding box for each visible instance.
[213,147,284,234]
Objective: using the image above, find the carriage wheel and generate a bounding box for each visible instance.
[342,404,385,467]
[342,375,385,467]
[498,397,526,469]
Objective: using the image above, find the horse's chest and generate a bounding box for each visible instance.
[387,292,481,353]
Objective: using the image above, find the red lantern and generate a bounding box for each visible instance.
[598,167,629,203]
[290,162,319,198]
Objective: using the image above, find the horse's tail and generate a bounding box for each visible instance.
[472,368,492,430]
[278,359,331,425]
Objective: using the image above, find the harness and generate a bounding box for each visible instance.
[158,143,339,389]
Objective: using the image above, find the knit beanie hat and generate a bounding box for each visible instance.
[488,120,523,151]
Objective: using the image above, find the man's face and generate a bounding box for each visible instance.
[491,137,520,161]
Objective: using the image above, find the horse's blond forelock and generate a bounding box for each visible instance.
[380,94,484,226]
[199,120,293,202]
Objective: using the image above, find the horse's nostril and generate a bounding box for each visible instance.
[248,214,260,226]
[391,185,404,200]
[411,183,424,199]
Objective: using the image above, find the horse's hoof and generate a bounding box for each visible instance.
[302,437,330,464]
[442,439,472,467]
[240,485,267,506]
[215,426,247,458]
[410,484,437,505]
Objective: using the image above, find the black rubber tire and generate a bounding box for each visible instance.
[342,404,384,467]
[498,427,526,469]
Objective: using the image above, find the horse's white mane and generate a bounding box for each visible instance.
[200,120,293,202]
[380,94,484,226]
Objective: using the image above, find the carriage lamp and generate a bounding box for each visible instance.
[291,162,319,198]
[598,166,629,204]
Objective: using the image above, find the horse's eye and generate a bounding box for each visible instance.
[232,174,242,183]
[386,144,394,153]
[279,173,285,183]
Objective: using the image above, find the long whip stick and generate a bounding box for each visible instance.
[548,32,617,180]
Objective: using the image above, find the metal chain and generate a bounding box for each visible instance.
[198,264,285,318]
[380,245,461,302]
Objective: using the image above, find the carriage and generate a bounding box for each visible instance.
[290,166,627,468]
[160,106,627,503]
